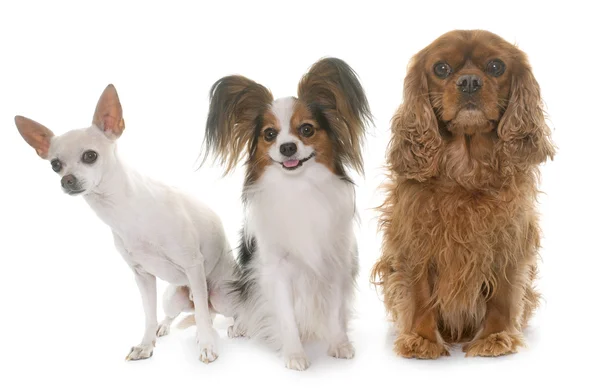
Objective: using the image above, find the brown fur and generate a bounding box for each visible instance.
[297,58,372,176]
[204,58,372,184]
[249,110,280,183]
[290,101,336,173]
[251,101,337,178]
[371,30,555,358]
[203,75,274,175]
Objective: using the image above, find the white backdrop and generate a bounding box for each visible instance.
[0,1,597,390]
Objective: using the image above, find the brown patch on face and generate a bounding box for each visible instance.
[425,31,514,135]
[246,110,279,183]
[290,102,336,173]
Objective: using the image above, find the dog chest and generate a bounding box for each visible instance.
[246,165,355,263]
[115,235,189,285]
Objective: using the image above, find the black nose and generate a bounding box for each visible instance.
[280,142,297,157]
[61,174,77,190]
[456,74,483,94]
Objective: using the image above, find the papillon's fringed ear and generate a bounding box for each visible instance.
[297,57,373,175]
[203,75,273,174]
[93,84,125,139]
[14,115,55,159]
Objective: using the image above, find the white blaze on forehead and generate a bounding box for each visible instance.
[267,96,314,165]
[271,96,297,142]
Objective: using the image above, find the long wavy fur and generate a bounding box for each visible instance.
[371,30,555,356]
[203,75,273,174]
[298,57,373,175]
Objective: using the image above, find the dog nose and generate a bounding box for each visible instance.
[61,174,77,189]
[280,142,297,157]
[456,74,483,94]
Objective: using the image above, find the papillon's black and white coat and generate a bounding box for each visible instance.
[204,58,372,370]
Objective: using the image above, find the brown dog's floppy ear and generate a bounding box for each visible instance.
[93,84,125,139]
[387,55,442,182]
[497,57,555,167]
[14,115,55,159]
[297,57,373,175]
[203,75,273,174]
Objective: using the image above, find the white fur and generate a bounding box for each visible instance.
[46,125,236,363]
[231,97,359,371]
[267,97,314,165]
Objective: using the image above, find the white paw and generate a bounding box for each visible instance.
[285,354,310,371]
[197,328,219,364]
[156,323,170,337]
[199,345,218,363]
[125,344,154,361]
[328,341,355,359]
[227,324,246,338]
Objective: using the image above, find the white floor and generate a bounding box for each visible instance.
[0,208,589,390]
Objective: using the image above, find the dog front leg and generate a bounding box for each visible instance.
[394,269,449,359]
[324,279,355,359]
[265,260,308,371]
[463,262,527,357]
[185,260,219,363]
[126,269,158,361]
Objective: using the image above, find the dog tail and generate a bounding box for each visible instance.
[176,314,196,329]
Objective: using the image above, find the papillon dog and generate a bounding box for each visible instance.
[202,58,372,370]
[15,85,236,363]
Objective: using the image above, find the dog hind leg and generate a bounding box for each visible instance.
[157,285,194,337]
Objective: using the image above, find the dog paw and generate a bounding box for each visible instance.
[197,328,219,364]
[227,325,246,338]
[125,344,154,361]
[328,341,355,359]
[199,345,218,363]
[463,331,524,357]
[156,323,170,337]
[285,353,310,371]
[394,333,449,359]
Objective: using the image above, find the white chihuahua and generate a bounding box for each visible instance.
[15,84,236,363]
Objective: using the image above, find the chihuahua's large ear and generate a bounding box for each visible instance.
[297,57,373,175]
[14,115,55,159]
[204,75,273,174]
[93,84,125,139]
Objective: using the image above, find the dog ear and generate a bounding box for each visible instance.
[93,84,125,139]
[387,54,442,181]
[297,57,373,175]
[497,56,555,168]
[14,115,55,159]
[204,75,273,174]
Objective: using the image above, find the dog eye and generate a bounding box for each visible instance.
[264,128,278,142]
[433,62,452,79]
[82,150,98,164]
[51,159,62,172]
[486,59,506,77]
[299,124,315,138]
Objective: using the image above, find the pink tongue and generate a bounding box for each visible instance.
[283,159,300,168]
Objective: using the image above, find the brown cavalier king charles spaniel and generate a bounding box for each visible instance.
[372,30,555,358]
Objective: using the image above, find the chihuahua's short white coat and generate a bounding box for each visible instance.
[15,85,236,363]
